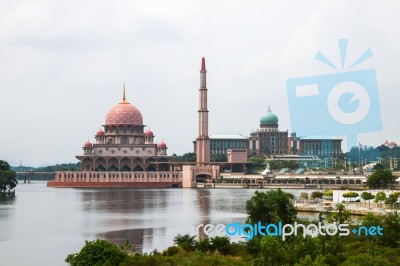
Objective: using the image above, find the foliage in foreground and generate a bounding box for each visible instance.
[0,160,18,195]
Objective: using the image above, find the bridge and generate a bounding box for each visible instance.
[15,171,55,183]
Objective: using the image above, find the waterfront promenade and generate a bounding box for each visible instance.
[295,202,395,216]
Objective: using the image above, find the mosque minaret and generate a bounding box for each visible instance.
[196,57,211,165]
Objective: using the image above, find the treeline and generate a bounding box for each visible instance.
[11,162,81,172]
[347,145,400,166]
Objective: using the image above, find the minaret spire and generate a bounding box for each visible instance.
[122,82,126,102]
[196,57,210,165]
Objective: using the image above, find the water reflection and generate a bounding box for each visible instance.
[0,183,365,265]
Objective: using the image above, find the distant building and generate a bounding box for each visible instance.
[298,136,342,158]
[383,140,398,149]
[193,134,248,156]
[248,108,288,156]
[227,149,248,163]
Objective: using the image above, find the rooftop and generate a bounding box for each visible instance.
[209,134,248,140]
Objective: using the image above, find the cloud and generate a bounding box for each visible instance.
[0,0,400,165]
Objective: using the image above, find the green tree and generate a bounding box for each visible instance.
[385,192,400,209]
[210,236,232,255]
[331,203,351,224]
[248,155,265,163]
[173,234,197,251]
[342,191,359,202]
[246,189,297,225]
[310,191,324,202]
[381,211,400,247]
[0,160,18,195]
[324,190,333,200]
[374,192,387,209]
[65,239,127,266]
[259,236,288,265]
[366,169,396,189]
[211,154,227,162]
[373,163,385,171]
[170,153,196,162]
[361,192,375,208]
[300,192,309,202]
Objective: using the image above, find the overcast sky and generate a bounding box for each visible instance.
[1,0,399,166]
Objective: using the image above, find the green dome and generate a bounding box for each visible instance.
[260,108,278,125]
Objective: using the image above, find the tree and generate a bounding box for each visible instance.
[210,236,232,255]
[366,169,396,189]
[374,192,387,209]
[324,190,333,200]
[300,192,309,202]
[373,163,385,171]
[385,192,400,209]
[342,191,359,202]
[331,203,351,224]
[170,153,196,162]
[246,189,297,225]
[173,234,197,251]
[361,192,375,208]
[310,191,324,202]
[65,239,127,266]
[381,211,400,247]
[248,155,265,163]
[0,160,18,195]
[211,154,227,162]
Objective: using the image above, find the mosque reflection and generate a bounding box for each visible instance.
[78,188,220,253]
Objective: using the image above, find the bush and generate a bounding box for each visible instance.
[163,246,181,256]
[66,239,127,266]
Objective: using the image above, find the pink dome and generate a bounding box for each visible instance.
[96,129,105,136]
[105,99,143,126]
[145,129,154,137]
[157,141,167,149]
[83,141,92,148]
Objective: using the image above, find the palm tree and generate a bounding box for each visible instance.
[173,234,197,251]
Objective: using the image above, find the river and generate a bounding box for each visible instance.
[0,181,319,266]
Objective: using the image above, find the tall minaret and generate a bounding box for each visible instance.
[196,57,210,164]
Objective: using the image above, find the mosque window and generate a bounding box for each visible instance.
[107,138,113,144]
[121,136,129,145]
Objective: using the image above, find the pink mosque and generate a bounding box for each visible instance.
[78,86,169,173]
[48,58,219,188]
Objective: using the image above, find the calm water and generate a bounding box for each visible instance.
[0,182,318,266]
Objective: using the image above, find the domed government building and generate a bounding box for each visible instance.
[248,107,288,155]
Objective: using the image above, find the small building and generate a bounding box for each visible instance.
[227,149,248,163]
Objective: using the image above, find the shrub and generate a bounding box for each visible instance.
[66,239,127,266]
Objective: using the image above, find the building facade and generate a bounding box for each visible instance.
[193,134,248,156]
[298,137,342,158]
[248,108,288,156]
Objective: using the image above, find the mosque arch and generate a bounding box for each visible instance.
[133,165,143,171]
[132,158,144,172]
[120,157,131,171]
[95,158,106,171]
[82,158,94,171]
[108,158,119,171]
